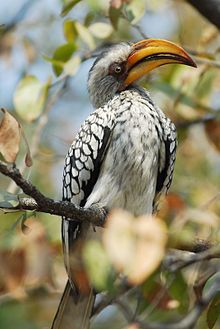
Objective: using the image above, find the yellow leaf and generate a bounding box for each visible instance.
[0,108,21,163]
[74,22,95,50]
[89,22,113,39]
[103,209,167,284]
[64,55,81,76]
[13,76,50,122]
[63,19,77,43]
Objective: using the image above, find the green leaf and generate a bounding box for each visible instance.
[89,22,113,39]
[83,240,113,291]
[13,76,51,122]
[0,190,19,208]
[74,22,95,50]
[84,12,95,27]
[169,272,189,312]
[109,6,121,29]
[203,273,220,297]
[61,0,82,17]
[195,70,216,99]
[52,43,77,76]
[63,55,81,76]
[63,19,78,43]
[207,292,220,329]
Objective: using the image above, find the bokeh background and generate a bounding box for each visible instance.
[0,0,220,328]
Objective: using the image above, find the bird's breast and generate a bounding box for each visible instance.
[85,100,161,215]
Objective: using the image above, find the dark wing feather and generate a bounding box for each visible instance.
[154,120,177,210]
[62,107,115,284]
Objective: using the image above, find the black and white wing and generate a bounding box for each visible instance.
[154,118,177,210]
[62,107,115,281]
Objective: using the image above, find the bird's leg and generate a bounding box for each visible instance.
[89,203,109,231]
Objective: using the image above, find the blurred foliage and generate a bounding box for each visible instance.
[0,0,220,328]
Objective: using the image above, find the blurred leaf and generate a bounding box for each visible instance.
[169,272,189,312]
[142,280,172,311]
[124,324,140,329]
[0,190,19,208]
[109,5,121,29]
[110,0,123,8]
[103,210,167,284]
[195,70,215,99]
[89,22,113,39]
[84,12,95,27]
[207,292,220,329]
[166,193,186,212]
[83,240,113,291]
[63,55,81,76]
[205,119,220,152]
[14,76,51,122]
[61,0,82,17]
[125,0,146,24]
[74,21,95,50]
[52,43,77,76]
[63,19,77,43]
[0,108,21,163]
[0,299,38,329]
[203,273,220,297]
[86,0,109,11]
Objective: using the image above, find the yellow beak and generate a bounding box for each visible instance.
[124,39,196,87]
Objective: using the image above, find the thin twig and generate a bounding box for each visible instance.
[176,113,218,129]
[92,280,133,317]
[200,192,220,210]
[193,56,220,69]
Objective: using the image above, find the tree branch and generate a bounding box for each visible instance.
[0,160,106,226]
[1,0,38,34]
[164,246,220,272]
[186,0,220,30]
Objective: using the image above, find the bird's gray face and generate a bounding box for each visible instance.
[88,40,196,109]
[88,43,132,109]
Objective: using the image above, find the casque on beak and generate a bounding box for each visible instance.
[124,39,196,87]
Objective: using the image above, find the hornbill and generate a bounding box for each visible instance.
[51,39,196,329]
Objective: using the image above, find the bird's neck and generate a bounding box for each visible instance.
[88,79,146,109]
[88,77,120,109]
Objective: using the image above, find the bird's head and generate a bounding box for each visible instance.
[88,39,196,108]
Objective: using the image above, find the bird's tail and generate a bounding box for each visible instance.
[51,280,95,329]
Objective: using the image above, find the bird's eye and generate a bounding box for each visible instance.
[109,62,125,77]
[114,66,121,74]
